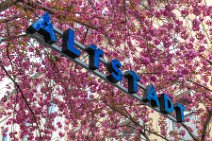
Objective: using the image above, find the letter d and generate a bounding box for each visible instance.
[159,94,174,114]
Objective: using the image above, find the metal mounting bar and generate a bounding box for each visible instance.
[53,26,146,90]
[29,28,179,123]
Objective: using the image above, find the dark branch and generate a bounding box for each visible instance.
[0,34,27,43]
[189,80,212,92]
[0,61,42,140]
[101,100,170,141]
[0,0,22,13]
[201,111,212,141]
[181,123,199,141]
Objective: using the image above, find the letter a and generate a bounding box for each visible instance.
[27,12,57,44]
[143,84,160,107]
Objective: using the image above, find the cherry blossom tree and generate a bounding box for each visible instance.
[0,0,211,140]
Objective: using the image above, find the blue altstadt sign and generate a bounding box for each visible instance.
[27,12,185,123]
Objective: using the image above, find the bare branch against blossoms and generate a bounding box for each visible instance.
[0,0,22,13]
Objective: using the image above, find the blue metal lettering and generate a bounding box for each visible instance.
[125,70,140,94]
[62,29,81,58]
[175,103,185,122]
[107,60,123,83]
[86,44,104,70]
[143,84,160,107]
[27,12,57,44]
[159,94,174,114]
[27,13,187,123]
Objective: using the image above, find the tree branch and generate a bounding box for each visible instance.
[201,111,212,141]
[0,34,27,43]
[0,15,20,24]
[0,61,42,140]
[18,1,98,30]
[188,80,212,92]
[181,123,199,141]
[101,100,170,141]
[0,0,22,13]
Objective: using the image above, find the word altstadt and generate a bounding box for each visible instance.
[27,13,186,123]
